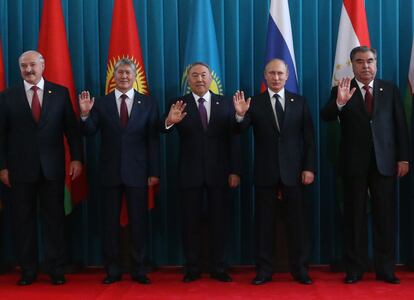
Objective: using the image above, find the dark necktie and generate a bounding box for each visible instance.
[120,94,129,128]
[198,97,208,130]
[274,94,284,130]
[363,85,373,116]
[31,86,41,122]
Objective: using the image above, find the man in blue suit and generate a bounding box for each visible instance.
[163,62,241,283]
[0,50,83,285]
[321,46,409,284]
[79,58,159,285]
[233,59,316,285]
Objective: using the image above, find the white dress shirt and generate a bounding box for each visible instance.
[24,77,45,108]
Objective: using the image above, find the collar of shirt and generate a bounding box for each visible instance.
[24,77,45,92]
[268,87,285,110]
[192,91,211,120]
[115,88,134,101]
[355,78,374,96]
[24,77,45,106]
[114,88,134,116]
[192,91,211,104]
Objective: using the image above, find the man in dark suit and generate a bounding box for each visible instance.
[233,58,316,285]
[79,58,159,285]
[321,46,409,284]
[0,50,83,285]
[163,62,241,283]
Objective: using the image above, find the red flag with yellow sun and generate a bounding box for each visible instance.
[106,0,154,226]
[105,0,148,96]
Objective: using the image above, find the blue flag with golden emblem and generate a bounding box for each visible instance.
[181,0,223,95]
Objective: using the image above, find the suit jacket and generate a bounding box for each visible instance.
[81,90,159,188]
[236,90,316,187]
[320,78,409,176]
[162,92,241,189]
[0,81,82,182]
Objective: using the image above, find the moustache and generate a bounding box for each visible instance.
[24,72,35,76]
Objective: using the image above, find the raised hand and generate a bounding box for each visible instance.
[78,91,95,117]
[233,90,251,117]
[166,100,187,126]
[336,77,356,105]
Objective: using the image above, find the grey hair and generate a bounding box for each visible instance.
[114,58,137,73]
[188,62,212,74]
[19,50,45,64]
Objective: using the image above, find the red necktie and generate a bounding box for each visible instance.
[120,94,129,128]
[363,85,373,116]
[31,86,41,122]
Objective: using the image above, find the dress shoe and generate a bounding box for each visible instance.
[132,274,151,284]
[376,274,400,284]
[210,271,232,282]
[102,275,122,284]
[294,274,313,285]
[182,272,201,283]
[51,275,66,285]
[251,274,272,285]
[17,276,35,286]
[344,273,362,284]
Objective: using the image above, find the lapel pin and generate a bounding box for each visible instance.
[290,98,294,102]
[379,88,383,91]
[138,100,141,104]
[48,90,52,94]
[216,101,219,104]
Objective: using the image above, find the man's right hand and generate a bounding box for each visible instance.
[336,77,356,106]
[0,169,11,187]
[166,100,187,126]
[233,90,250,117]
[78,90,95,117]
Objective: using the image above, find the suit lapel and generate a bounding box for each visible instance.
[261,91,279,132]
[207,93,220,131]
[19,83,34,122]
[107,92,121,128]
[38,81,52,127]
[185,93,204,130]
[283,90,295,132]
[350,79,369,117]
[372,79,383,119]
[127,91,142,130]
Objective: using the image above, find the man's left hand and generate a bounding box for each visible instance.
[69,160,82,180]
[148,176,160,186]
[301,170,314,185]
[397,161,409,177]
[228,174,240,188]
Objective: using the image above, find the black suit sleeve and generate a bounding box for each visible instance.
[146,97,160,177]
[303,100,316,172]
[228,101,242,175]
[0,92,7,170]
[320,87,341,122]
[392,85,410,162]
[62,88,83,162]
[80,100,101,136]
[159,98,177,134]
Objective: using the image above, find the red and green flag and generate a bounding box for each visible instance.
[38,0,88,215]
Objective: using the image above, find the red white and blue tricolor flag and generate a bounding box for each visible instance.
[262,0,298,93]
